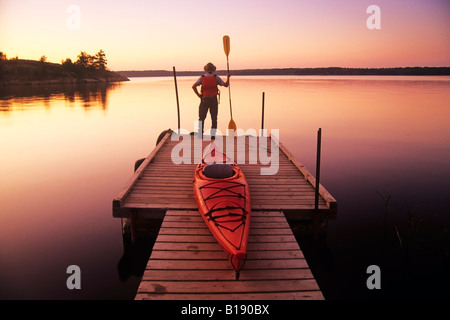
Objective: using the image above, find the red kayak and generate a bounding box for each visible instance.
[193,142,251,279]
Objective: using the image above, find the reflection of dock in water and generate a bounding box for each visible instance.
[113,131,337,300]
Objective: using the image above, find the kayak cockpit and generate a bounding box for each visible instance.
[202,163,235,179]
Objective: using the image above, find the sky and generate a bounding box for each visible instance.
[1,0,449,71]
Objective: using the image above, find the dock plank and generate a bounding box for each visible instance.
[140,268,313,281]
[135,291,324,300]
[137,279,320,294]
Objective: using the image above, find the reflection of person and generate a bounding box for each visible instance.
[192,62,230,138]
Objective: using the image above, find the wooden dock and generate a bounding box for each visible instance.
[112,130,337,300]
[135,209,323,300]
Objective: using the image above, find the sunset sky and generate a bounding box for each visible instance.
[1,0,449,71]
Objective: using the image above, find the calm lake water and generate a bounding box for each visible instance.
[1,76,449,300]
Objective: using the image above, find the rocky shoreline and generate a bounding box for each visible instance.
[0,59,129,86]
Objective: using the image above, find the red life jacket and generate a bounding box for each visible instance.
[201,74,218,97]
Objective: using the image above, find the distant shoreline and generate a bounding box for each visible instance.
[119,67,450,78]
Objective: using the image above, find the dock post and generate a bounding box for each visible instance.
[314,128,322,239]
[314,128,322,210]
[261,92,265,136]
[121,217,132,250]
[130,213,138,244]
[173,66,181,134]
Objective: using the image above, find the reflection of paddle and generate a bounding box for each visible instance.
[223,35,237,132]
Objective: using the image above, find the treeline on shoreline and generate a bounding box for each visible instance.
[0,50,129,86]
[119,66,450,78]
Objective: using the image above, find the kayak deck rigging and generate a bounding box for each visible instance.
[201,182,248,245]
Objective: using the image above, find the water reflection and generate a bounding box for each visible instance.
[1,76,449,299]
[0,82,121,112]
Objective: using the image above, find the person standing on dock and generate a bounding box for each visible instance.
[192,62,230,138]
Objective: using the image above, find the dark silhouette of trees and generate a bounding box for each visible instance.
[0,49,128,85]
[62,58,77,72]
[75,51,93,69]
[62,49,108,77]
[94,50,107,71]
[72,50,107,71]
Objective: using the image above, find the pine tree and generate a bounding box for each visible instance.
[94,49,107,71]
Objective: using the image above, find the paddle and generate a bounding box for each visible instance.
[223,35,237,132]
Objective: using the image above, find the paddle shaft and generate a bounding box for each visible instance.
[226,58,232,118]
[223,35,236,130]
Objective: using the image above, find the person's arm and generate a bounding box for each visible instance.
[192,77,203,98]
[216,73,231,88]
[192,83,202,98]
[225,73,230,87]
